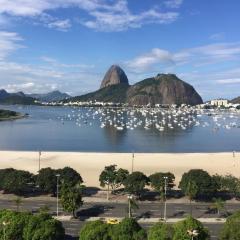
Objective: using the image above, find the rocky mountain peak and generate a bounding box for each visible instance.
[100,65,129,89]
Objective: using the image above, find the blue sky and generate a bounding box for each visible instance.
[0,0,240,100]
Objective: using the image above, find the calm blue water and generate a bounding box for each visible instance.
[0,105,240,152]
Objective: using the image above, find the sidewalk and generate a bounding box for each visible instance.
[56,215,226,224]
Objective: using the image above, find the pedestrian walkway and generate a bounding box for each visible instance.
[57,216,226,224]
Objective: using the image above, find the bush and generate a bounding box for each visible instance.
[112,218,147,240]
[219,210,240,239]
[79,220,112,240]
[179,169,217,198]
[173,216,209,240]
[148,222,173,240]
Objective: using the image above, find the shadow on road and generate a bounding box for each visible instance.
[65,235,78,240]
[76,204,114,220]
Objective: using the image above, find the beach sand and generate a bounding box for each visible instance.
[0,151,239,188]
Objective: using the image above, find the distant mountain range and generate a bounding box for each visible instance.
[27,90,71,102]
[0,89,70,105]
[65,65,203,106]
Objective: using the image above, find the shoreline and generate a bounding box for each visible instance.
[0,151,239,188]
[0,114,27,122]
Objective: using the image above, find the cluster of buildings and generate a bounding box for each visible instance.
[40,98,240,111]
[198,99,240,110]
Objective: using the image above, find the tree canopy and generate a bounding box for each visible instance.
[123,172,149,197]
[219,210,240,240]
[0,210,64,240]
[79,220,112,240]
[112,218,147,240]
[23,213,65,240]
[60,183,83,218]
[0,168,33,195]
[179,169,217,198]
[148,222,173,240]
[36,167,83,195]
[149,172,175,193]
[35,168,57,195]
[173,216,209,240]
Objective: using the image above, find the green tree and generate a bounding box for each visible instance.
[148,222,173,240]
[0,169,15,190]
[220,210,240,239]
[173,216,210,240]
[123,172,149,198]
[0,210,31,240]
[210,198,225,216]
[23,213,65,240]
[149,172,175,218]
[185,181,198,216]
[60,184,83,218]
[99,165,118,200]
[1,169,33,195]
[35,168,57,195]
[213,174,240,196]
[57,167,83,187]
[79,220,111,240]
[112,218,147,240]
[179,169,217,198]
[115,168,129,189]
[149,172,175,193]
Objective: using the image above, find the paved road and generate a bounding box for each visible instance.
[1,199,239,218]
[0,199,236,239]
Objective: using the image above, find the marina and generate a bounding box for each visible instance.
[0,105,239,152]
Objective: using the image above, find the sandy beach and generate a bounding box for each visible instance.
[0,151,239,188]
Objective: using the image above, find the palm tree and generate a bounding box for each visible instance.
[13,197,22,212]
[211,198,225,216]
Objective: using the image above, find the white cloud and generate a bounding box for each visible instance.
[125,42,240,73]
[164,0,183,9]
[81,8,179,31]
[47,19,72,31]
[125,48,174,72]
[1,82,60,93]
[216,78,240,84]
[0,0,180,31]
[0,58,99,95]
[0,31,23,60]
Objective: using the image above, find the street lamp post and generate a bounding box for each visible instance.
[128,195,133,218]
[163,176,168,221]
[131,151,134,173]
[38,151,41,172]
[56,174,60,217]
